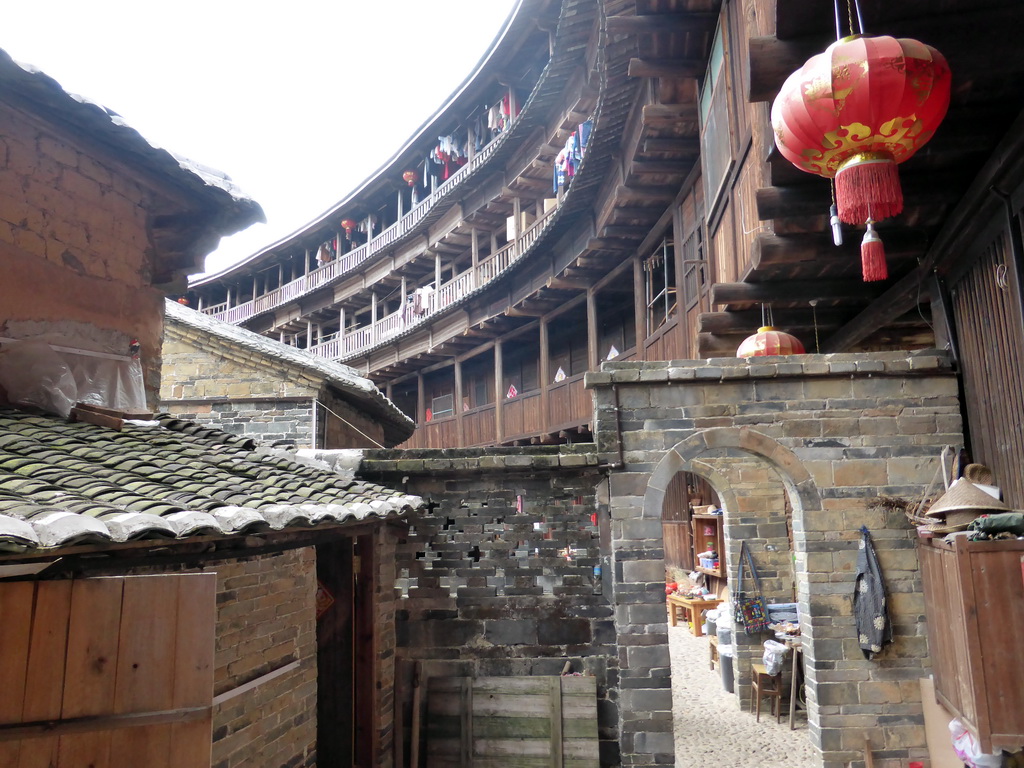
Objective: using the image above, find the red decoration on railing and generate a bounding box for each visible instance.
[402,170,420,187]
[771,35,950,281]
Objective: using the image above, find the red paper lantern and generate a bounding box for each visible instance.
[340,218,357,238]
[736,327,806,358]
[771,35,950,281]
[402,170,420,187]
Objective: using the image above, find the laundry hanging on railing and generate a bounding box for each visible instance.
[316,239,336,265]
[553,119,592,193]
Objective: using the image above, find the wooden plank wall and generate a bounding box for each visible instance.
[426,676,599,768]
[0,575,216,768]
[952,227,1024,508]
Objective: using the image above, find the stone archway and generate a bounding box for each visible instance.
[593,353,960,768]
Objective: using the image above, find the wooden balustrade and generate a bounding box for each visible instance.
[202,117,509,325]
[463,406,497,446]
[547,375,589,430]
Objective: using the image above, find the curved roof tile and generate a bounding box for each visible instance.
[0,407,423,555]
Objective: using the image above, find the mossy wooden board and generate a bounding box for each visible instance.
[426,675,599,767]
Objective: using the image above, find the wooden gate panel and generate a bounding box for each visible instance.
[57,578,125,768]
[0,575,215,768]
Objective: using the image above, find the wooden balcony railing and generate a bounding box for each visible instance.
[202,131,504,326]
[304,204,557,362]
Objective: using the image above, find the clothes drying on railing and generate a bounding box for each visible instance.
[316,240,336,265]
[552,119,593,193]
[411,286,435,316]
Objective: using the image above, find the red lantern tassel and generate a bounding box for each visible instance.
[860,221,887,282]
[835,153,903,225]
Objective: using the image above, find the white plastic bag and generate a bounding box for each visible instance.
[762,639,790,676]
[0,342,77,417]
[949,718,1002,768]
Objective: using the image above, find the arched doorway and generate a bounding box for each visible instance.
[645,427,823,762]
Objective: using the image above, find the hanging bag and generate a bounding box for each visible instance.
[734,541,770,635]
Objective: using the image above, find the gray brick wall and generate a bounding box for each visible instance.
[360,448,620,766]
[588,351,961,768]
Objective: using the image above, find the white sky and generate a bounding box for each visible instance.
[3,1,520,274]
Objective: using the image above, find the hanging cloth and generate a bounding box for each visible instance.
[854,526,892,659]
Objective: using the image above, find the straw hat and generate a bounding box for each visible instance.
[924,478,1007,518]
[922,477,1008,533]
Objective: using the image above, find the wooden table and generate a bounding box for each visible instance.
[667,594,723,636]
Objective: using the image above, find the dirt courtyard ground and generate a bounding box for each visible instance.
[670,623,819,768]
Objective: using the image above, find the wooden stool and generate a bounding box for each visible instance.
[708,635,719,670]
[750,662,783,723]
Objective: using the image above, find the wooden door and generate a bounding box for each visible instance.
[0,574,216,768]
[316,536,375,767]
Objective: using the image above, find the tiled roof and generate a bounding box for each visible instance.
[0,407,422,555]
[165,300,415,445]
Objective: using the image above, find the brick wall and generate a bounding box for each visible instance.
[359,447,620,766]
[0,105,165,397]
[167,399,315,447]
[211,548,318,768]
[588,351,963,768]
[160,331,388,449]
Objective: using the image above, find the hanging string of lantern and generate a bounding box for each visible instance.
[402,169,420,187]
[340,218,357,240]
[770,0,951,282]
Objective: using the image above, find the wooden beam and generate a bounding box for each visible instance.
[585,238,635,253]
[642,137,700,155]
[547,276,591,292]
[698,308,847,334]
[630,159,693,175]
[711,279,882,307]
[755,174,967,221]
[601,225,651,239]
[751,7,1024,103]
[641,104,699,126]
[628,58,704,79]
[607,13,716,36]
[750,230,927,270]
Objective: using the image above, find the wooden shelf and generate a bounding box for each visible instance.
[695,566,722,578]
[690,511,725,583]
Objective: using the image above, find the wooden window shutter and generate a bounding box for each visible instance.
[0,574,217,768]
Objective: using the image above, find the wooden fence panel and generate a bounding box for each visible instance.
[426,676,598,767]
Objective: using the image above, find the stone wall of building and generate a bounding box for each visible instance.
[211,548,318,768]
[587,351,962,768]
[166,398,316,447]
[359,447,620,766]
[0,104,166,398]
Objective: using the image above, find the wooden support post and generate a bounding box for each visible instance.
[340,307,346,335]
[494,340,504,443]
[673,206,687,352]
[512,196,521,240]
[454,358,465,446]
[397,188,404,219]
[471,228,479,269]
[304,248,311,274]
[435,253,442,289]
[417,373,425,429]
[633,257,646,360]
[306,320,313,348]
[540,318,550,425]
[587,289,599,371]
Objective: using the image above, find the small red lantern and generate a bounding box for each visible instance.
[340,218,357,238]
[771,35,951,281]
[176,297,189,306]
[736,327,806,358]
[402,170,420,187]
